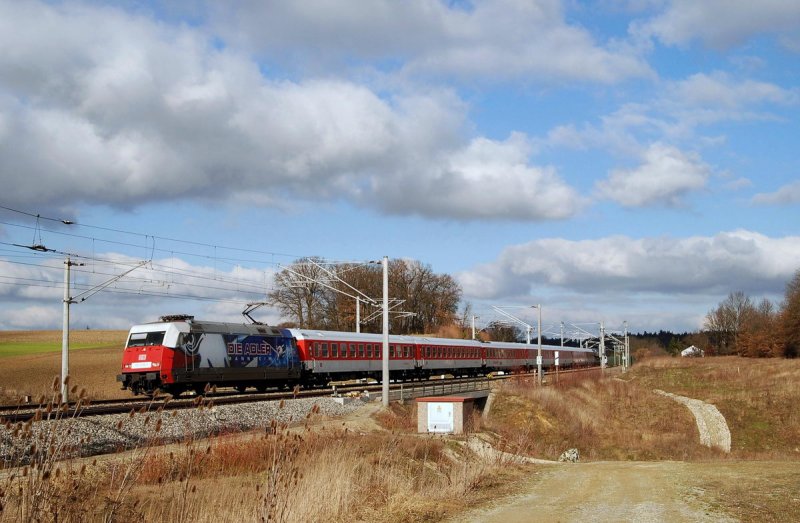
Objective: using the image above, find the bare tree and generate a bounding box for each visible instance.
[483,321,522,343]
[780,269,800,358]
[268,257,329,329]
[704,291,755,355]
[388,259,461,334]
[269,258,461,335]
[739,298,781,357]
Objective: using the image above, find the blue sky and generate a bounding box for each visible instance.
[1,0,799,335]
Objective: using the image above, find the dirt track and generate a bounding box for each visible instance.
[449,388,796,523]
[448,460,798,522]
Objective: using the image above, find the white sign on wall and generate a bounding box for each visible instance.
[427,402,454,433]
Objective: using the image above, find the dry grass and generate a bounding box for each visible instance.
[630,356,800,457]
[117,428,528,522]
[1,399,530,522]
[486,370,719,461]
[700,464,800,522]
[486,358,800,462]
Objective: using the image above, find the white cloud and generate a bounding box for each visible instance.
[724,177,752,191]
[545,72,797,159]
[458,230,800,300]
[0,258,63,301]
[752,181,800,205]
[370,133,585,220]
[595,143,711,207]
[2,306,63,330]
[669,72,798,109]
[545,102,660,157]
[212,0,652,83]
[0,1,580,222]
[635,0,800,49]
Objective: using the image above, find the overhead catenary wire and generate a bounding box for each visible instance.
[0,205,301,262]
[0,258,272,298]
[0,241,275,288]
[0,227,284,305]
[0,279,261,306]
[1,219,371,273]
[2,204,615,343]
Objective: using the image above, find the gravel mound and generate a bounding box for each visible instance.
[653,390,732,452]
[1,397,367,466]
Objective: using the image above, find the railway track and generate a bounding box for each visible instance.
[0,386,356,424]
[0,366,603,424]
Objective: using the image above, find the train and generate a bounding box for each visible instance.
[117,315,597,396]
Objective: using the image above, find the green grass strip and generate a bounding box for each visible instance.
[0,343,115,358]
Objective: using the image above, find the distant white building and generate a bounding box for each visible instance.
[681,345,704,357]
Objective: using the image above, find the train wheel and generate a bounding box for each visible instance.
[235,385,247,393]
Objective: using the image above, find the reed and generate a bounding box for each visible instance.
[1,381,526,522]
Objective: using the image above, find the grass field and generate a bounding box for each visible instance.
[0,330,126,357]
[628,356,800,457]
[488,357,800,461]
[488,369,716,461]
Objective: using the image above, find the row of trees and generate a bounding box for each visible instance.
[268,257,461,335]
[704,269,800,358]
[268,257,799,359]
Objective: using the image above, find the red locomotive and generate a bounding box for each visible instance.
[118,315,595,396]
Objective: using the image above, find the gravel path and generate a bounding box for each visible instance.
[653,389,732,452]
[448,461,736,523]
[0,396,367,466]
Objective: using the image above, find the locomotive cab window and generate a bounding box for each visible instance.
[127,331,166,348]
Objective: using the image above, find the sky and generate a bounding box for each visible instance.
[0,0,799,336]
